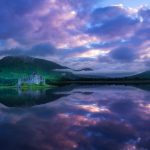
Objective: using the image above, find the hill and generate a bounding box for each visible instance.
[0,56,75,85]
[131,71,150,79]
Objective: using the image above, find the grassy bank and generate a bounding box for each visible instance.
[20,84,53,90]
[0,84,54,90]
[0,85,17,89]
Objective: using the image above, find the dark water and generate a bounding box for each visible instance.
[0,85,149,150]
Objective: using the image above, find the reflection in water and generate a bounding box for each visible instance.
[0,87,67,107]
[18,88,46,97]
[0,85,149,150]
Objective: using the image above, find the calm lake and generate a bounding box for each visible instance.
[0,85,149,150]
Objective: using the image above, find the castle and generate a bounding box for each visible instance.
[18,73,45,87]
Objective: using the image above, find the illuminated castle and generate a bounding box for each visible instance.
[18,72,45,87]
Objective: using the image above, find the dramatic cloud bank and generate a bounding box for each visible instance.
[0,0,150,72]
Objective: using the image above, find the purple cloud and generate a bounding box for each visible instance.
[0,1,150,72]
[87,6,140,40]
[91,6,126,24]
[109,47,137,62]
[0,43,56,57]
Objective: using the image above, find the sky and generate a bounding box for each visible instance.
[0,0,150,73]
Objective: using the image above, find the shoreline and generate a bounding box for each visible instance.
[55,80,150,85]
[0,84,54,90]
[0,80,150,89]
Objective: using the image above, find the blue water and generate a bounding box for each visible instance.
[0,85,149,150]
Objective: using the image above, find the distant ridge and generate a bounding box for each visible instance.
[0,56,69,79]
[130,70,150,79]
[1,55,67,70]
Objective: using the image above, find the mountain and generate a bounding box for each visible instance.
[130,71,150,79]
[0,56,76,85]
[0,56,67,72]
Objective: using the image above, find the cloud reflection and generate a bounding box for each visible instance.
[0,85,149,149]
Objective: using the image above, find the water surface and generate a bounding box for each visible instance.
[0,85,149,150]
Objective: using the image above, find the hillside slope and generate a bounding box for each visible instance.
[0,56,66,74]
[0,56,75,85]
[130,71,150,79]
